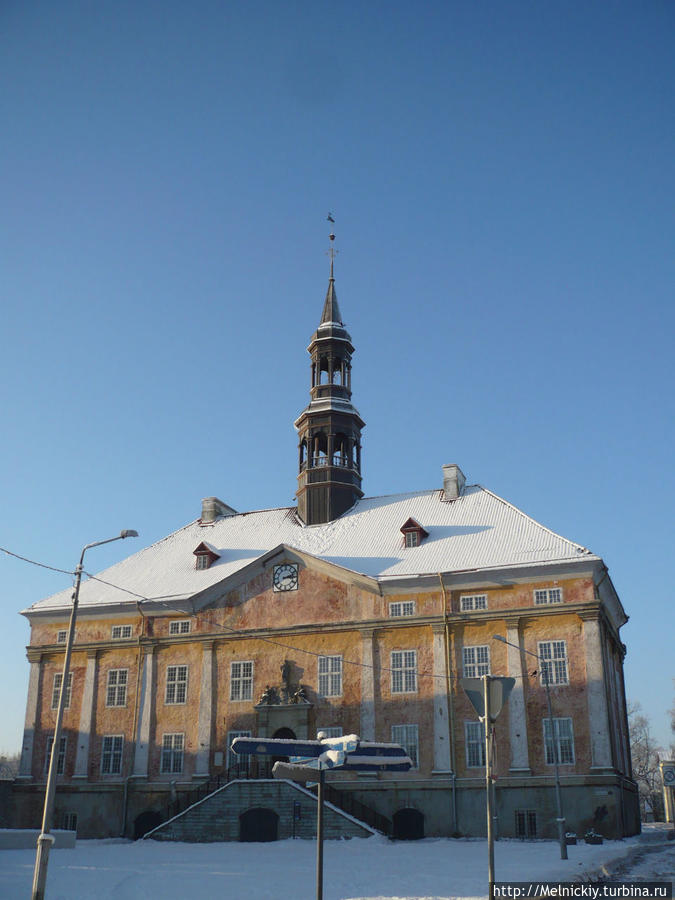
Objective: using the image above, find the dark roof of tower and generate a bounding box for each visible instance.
[320,276,342,325]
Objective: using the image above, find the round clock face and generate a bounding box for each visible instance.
[273,563,298,592]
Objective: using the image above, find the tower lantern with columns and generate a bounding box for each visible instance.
[295,231,365,525]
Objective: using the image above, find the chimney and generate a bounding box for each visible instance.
[201,497,237,524]
[442,464,466,501]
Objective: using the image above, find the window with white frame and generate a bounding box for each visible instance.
[111,624,132,640]
[56,630,67,644]
[230,661,253,701]
[391,724,419,769]
[538,641,568,686]
[319,726,343,739]
[534,587,563,605]
[543,717,575,765]
[465,721,485,768]
[106,669,128,707]
[389,601,416,617]
[391,650,417,693]
[169,620,192,636]
[161,733,184,774]
[165,665,188,704]
[51,672,72,709]
[404,531,420,548]
[45,735,67,775]
[227,730,251,772]
[318,655,342,697]
[462,645,490,678]
[460,594,488,612]
[101,735,124,774]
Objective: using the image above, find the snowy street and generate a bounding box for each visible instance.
[1,828,672,900]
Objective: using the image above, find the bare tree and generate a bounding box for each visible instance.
[628,701,664,821]
[0,752,20,779]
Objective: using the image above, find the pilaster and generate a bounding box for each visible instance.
[18,652,42,778]
[195,641,215,777]
[359,629,376,740]
[74,649,98,777]
[505,618,530,774]
[432,625,452,772]
[133,644,156,776]
[581,613,613,770]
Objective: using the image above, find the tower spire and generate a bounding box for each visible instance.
[294,220,365,524]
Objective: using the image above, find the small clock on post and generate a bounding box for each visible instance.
[273,563,299,592]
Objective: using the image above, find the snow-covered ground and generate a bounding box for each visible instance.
[0,828,672,900]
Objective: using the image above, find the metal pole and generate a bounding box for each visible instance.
[316,768,325,900]
[493,634,568,860]
[544,673,567,860]
[484,675,495,897]
[31,531,137,900]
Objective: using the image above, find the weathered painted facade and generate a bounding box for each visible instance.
[13,258,638,842]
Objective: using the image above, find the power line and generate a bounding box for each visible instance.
[0,546,74,576]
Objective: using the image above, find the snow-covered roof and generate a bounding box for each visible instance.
[25,485,598,613]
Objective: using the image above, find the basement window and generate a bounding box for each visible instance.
[515,809,537,839]
[400,517,428,549]
[193,541,220,570]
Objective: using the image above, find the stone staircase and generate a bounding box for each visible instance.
[143,778,376,842]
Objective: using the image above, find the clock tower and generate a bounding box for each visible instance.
[295,234,364,525]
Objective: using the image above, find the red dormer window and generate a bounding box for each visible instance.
[400,517,428,548]
[193,541,220,570]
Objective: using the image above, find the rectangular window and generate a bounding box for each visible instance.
[318,656,342,697]
[460,594,488,611]
[165,665,188,704]
[51,672,73,709]
[320,727,343,739]
[161,733,184,774]
[45,735,67,775]
[56,630,67,644]
[169,620,192,635]
[465,721,485,768]
[404,532,419,548]
[462,645,490,678]
[230,661,253,701]
[111,625,133,639]
[227,730,252,773]
[543,717,575,765]
[391,650,417,693]
[391,724,419,769]
[515,809,537,838]
[61,812,78,832]
[196,554,210,570]
[101,735,124,775]
[534,587,563,605]
[106,669,128,707]
[538,641,568,686]
[389,601,416,617]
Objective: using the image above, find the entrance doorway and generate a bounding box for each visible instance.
[239,807,279,842]
[393,807,425,840]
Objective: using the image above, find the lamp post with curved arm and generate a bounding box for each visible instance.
[31,530,139,900]
[493,633,568,861]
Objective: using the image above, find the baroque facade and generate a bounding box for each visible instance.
[14,257,638,841]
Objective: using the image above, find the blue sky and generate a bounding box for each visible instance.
[1,0,673,754]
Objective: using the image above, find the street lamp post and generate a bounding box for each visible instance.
[31,530,138,900]
[493,634,568,861]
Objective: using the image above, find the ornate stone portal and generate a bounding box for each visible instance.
[255,659,313,739]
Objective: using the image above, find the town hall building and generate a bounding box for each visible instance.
[13,246,639,841]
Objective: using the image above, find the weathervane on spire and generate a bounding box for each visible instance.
[326,212,337,277]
